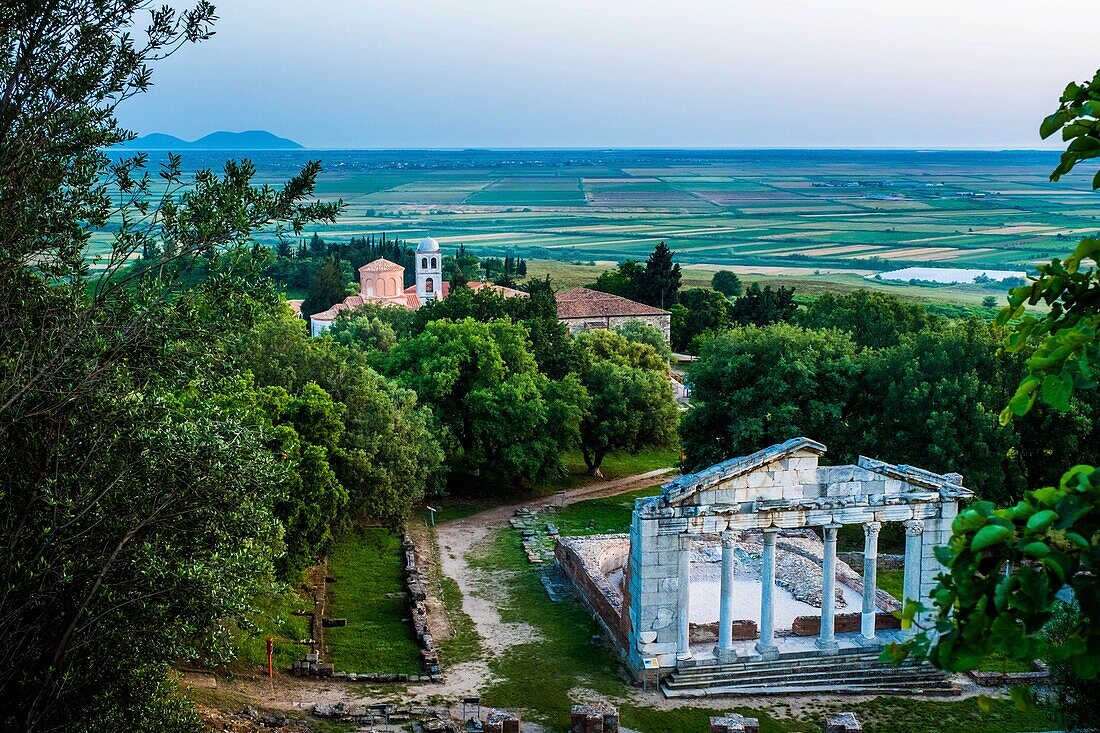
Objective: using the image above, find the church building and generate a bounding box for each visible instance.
[308,236,527,336]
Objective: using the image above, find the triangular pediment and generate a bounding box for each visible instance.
[662,437,826,505]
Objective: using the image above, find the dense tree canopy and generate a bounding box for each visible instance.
[574,331,678,474]
[681,324,861,470]
[712,270,743,297]
[380,318,585,483]
[796,290,939,349]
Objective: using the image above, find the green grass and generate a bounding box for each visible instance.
[230,584,312,674]
[546,444,681,492]
[325,528,422,675]
[474,529,624,729]
[553,485,661,536]
[878,569,905,601]
[621,696,1056,733]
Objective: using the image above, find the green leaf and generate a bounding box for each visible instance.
[1020,541,1050,558]
[971,524,1013,551]
[1040,373,1073,410]
[1040,112,1065,139]
[1025,509,1058,533]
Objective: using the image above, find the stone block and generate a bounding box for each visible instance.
[711,712,760,733]
[824,712,862,732]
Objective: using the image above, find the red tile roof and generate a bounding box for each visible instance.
[555,288,670,319]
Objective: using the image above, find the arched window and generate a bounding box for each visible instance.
[365,280,374,297]
[431,257,437,269]
[422,257,428,268]
[387,277,396,296]
[425,277,434,293]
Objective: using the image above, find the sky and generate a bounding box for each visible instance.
[119,0,1100,149]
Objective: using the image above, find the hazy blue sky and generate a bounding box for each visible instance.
[119,0,1100,149]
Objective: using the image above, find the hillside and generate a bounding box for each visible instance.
[114,130,303,150]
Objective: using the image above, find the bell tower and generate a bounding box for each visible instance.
[415,235,442,301]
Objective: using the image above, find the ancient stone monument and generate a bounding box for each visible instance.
[557,437,971,687]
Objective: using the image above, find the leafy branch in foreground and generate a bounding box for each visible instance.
[891,74,1100,723]
[1042,69,1100,189]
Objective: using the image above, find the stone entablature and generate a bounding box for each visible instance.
[625,437,971,677]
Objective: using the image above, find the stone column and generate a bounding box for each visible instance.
[715,531,736,662]
[677,534,693,661]
[860,521,881,644]
[903,519,925,617]
[816,524,840,653]
[755,528,779,659]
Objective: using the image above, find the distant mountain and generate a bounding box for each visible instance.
[114,130,304,150]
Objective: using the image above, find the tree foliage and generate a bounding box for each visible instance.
[680,324,861,470]
[380,318,585,483]
[574,331,678,474]
[711,270,743,297]
[894,75,1100,717]
[0,2,341,728]
[796,290,939,349]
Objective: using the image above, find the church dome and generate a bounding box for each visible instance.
[416,235,440,254]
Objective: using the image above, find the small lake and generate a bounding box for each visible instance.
[870,267,1028,284]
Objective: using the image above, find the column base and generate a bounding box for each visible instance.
[815,638,840,655]
[857,633,881,648]
[713,646,737,664]
[754,642,779,661]
[676,651,694,663]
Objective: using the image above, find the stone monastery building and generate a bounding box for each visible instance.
[308,236,528,336]
[308,236,672,343]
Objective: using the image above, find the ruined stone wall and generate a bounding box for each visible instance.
[555,536,631,655]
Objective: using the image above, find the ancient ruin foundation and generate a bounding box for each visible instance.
[557,438,970,680]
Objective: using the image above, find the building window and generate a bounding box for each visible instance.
[422,257,428,268]
[425,277,434,293]
[431,257,437,268]
[365,280,374,296]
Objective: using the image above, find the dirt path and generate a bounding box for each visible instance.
[430,467,677,669]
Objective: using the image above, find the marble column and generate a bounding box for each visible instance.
[816,524,840,653]
[755,528,779,659]
[677,534,693,661]
[903,519,925,616]
[860,521,881,644]
[716,531,736,661]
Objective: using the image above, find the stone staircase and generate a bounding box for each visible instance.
[660,648,955,698]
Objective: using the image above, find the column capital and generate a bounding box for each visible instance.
[761,527,779,545]
[904,519,925,536]
[720,531,736,549]
[822,523,841,540]
[864,521,882,539]
[679,533,695,550]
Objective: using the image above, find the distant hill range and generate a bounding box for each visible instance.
[114,130,304,150]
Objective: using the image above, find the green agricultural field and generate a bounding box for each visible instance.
[99,149,1100,305]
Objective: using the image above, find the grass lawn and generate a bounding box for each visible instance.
[324,528,421,675]
[552,485,661,536]
[547,444,681,492]
[877,569,905,601]
[230,584,312,675]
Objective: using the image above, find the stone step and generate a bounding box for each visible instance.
[660,648,951,698]
[663,667,944,690]
[667,656,927,681]
[661,679,959,699]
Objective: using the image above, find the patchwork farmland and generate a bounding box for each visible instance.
[97,149,1100,286]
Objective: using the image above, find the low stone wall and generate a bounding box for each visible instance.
[402,535,444,682]
[839,551,905,571]
[789,611,901,636]
[968,662,1050,687]
[689,620,759,644]
[555,535,631,654]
